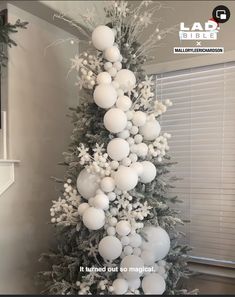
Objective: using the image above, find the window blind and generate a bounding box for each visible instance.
[156,62,235,267]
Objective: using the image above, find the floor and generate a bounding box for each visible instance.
[185,273,235,295]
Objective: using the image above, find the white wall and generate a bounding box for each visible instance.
[0,4,78,293]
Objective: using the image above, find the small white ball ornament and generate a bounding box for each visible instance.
[96,72,112,84]
[139,118,161,141]
[77,169,100,199]
[105,46,120,62]
[93,193,109,210]
[104,108,127,133]
[115,166,138,191]
[108,192,116,201]
[128,278,141,290]
[107,226,116,236]
[116,220,131,236]
[142,274,166,295]
[113,61,122,71]
[124,245,133,256]
[115,69,136,92]
[121,236,130,246]
[117,130,130,139]
[94,84,117,109]
[100,177,115,192]
[92,25,114,51]
[112,279,128,295]
[130,162,143,176]
[78,203,90,216]
[116,96,132,111]
[107,138,130,161]
[136,143,148,157]
[83,207,105,230]
[141,250,156,266]
[120,255,144,280]
[141,226,170,262]
[108,67,117,77]
[128,233,142,247]
[98,236,122,260]
[139,161,156,183]
[104,61,112,70]
[132,111,147,127]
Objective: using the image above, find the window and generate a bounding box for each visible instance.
[156,62,235,267]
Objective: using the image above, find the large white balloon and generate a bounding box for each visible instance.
[96,72,112,84]
[141,226,170,261]
[112,279,129,295]
[77,169,100,199]
[120,255,144,280]
[94,84,117,109]
[105,46,120,62]
[107,138,130,161]
[92,25,115,51]
[98,236,122,260]
[139,118,161,141]
[104,108,127,133]
[83,207,105,230]
[115,69,136,92]
[115,166,138,191]
[116,95,132,111]
[139,161,156,183]
[142,274,166,295]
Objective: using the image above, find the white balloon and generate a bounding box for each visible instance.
[100,177,115,192]
[132,111,147,127]
[94,84,117,109]
[107,226,116,236]
[78,203,90,216]
[98,236,122,260]
[118,130,130,139]
[116,96,132,111]
[92,25,114,51]
[141,226,170,262]
[83,207,105,230]
[128,278,141,290]
[105,46,120,62]
[136,143,148,157]
[139,118,161,141]
[104,108,127,133]
[96,72,112,84]
[108,67,117,77]
[107,138,130,161]
[115,166,138,191]
[142,274,166,295]
[113,61,122,71]
[141,250,156,266]
[130,162,143,176]
[77,169,100,199]
[116,220,131,236]
[112,278,128,295]
[115,69,136,92]
[120,255,144,280]
[139,161,156,183]
[128,233,142,248]
[93,193,109,210]
[124,245,133,255]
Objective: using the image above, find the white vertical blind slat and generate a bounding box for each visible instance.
[156,62,235,267]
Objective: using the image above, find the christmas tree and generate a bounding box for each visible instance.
[39,1,195,295]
